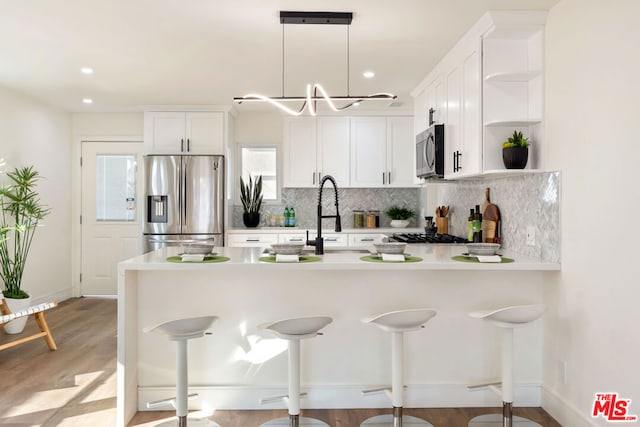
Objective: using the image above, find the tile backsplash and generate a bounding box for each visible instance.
[231,172,560,263]
[232,187,422,230]
[434,171,561,262]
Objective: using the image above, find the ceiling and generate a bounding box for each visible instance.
[0,0,559,114]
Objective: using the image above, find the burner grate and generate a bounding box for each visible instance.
[391,233,468,244]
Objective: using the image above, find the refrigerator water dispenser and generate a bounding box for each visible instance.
[147,195,168,223]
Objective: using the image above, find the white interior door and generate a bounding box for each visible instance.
[81,141,144,295]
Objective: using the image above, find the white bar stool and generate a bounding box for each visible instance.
[258,315,333,427]
[361,309,437,427]
[467,304,546,427]
[144,316,220,427]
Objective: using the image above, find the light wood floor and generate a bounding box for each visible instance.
[0,298,562,426]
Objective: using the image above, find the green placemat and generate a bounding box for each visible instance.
[451,255,514,263]
[166,256,231,263]
[360,255,423,263]
[259,255,322,263]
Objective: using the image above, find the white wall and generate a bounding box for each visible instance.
[543,1,640,425]
[0,85,72,302]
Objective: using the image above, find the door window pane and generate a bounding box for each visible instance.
[96,155,137,221]
[241,147,277,200]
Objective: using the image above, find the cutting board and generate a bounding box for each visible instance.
[482,188,500,243]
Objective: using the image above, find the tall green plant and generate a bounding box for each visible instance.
[0,165,50,299]
[240,175,263,214]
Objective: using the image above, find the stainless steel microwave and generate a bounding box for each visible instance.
[416,124,444,179]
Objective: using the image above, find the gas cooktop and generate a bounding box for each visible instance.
[390,233,468,244]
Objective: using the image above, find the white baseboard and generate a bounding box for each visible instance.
[542,386,597,427]
[32,288,73,305]
[138,383,543,411]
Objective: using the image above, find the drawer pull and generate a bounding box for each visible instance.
[246,239,260,242]
[289,238,303,242]
[360,238,374,242]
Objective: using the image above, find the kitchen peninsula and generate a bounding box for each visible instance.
[117,246,559,426]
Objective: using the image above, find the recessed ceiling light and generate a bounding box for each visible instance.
[363,70,375,78]
[80,67,94,75]
[82,98,93,104]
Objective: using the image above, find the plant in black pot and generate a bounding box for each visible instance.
[240,175,263,228]
[502,130,530,169]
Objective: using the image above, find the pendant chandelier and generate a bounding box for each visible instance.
[233,11,397,116]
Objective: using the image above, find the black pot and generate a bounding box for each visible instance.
[243,212,260,228]
[502,147,529,169]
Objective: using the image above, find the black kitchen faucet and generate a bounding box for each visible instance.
[306,175,342,255]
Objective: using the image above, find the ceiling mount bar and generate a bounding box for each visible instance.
[279,11,353,25]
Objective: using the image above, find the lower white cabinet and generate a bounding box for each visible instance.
[349,233,386,247]
[227,233,278,248]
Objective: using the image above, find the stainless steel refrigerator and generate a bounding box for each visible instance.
[143,155,224,253]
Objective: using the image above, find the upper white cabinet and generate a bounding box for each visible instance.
[443,37,482,179]
[144,111,224,155]
[350,117,387,187]
[411,11,547,179]
[350,116,416,187]
[283,116,350,188]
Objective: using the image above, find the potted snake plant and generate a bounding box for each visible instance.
[240,175,263,228]
[502,130,530,169]
[0,163,50,334]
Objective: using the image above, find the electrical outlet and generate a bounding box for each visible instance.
[526,226,536,246]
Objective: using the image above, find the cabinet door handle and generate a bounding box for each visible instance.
[361,238,374,242]
[187,138,190,152]
[289,238,303,242]
[388,172,391,184]
[382,172,385,185]
[325,238,338,242]
[181,138,184,152]
[313,172,316,185]
[246,238,260,242]
[457,151,462,172]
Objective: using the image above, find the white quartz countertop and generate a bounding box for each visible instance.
[119,245,560,271]
[226,227,424,234]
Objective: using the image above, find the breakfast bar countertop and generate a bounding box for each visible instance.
[119,245,561,272]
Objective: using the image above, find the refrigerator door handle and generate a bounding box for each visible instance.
[183,161,188,230]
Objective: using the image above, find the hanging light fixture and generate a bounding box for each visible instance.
[233,11,396,116]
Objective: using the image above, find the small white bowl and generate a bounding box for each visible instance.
[466,243,500,256]
[270,243,305,255]
[374,242,407,255]
[182,242,215,255]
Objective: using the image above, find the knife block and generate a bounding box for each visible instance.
[436,217,448,235]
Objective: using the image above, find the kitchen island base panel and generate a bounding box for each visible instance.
[120,269,545,423]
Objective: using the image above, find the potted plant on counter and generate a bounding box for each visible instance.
[385,205,415,228]
[0,164,50,334]
[240,175,263,228]
[502,130,530,169]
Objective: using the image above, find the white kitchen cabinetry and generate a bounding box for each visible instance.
[411,11,547,180]
[349,233,386,247]
[144,111,224,155]
[350,117,416,187]
[227,233,278,248]
[443,37,482,179]
[283,116,350,188]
